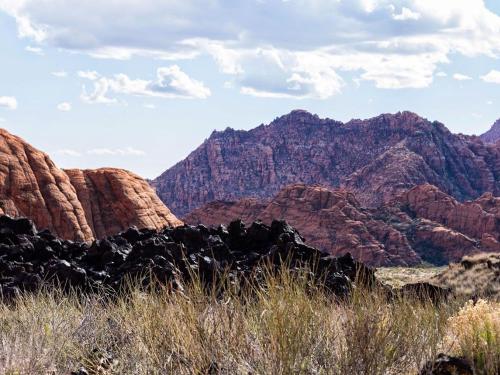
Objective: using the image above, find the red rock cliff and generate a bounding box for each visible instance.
[0,129,181,241]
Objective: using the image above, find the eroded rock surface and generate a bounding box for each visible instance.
[0,129,181,241]
[66,168,182,240]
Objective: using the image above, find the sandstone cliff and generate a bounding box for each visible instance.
[153,110,500,216]
[0,129,181,241]
[185,184,500,266]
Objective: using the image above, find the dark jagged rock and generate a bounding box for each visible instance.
[420,354,474,375]
[400,282,452,303]
[0,215,375,300]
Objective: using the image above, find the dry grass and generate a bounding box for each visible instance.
[376,266,446,288]
[0,267,498,375]
[446,299,500,374]
[432,253,500,301]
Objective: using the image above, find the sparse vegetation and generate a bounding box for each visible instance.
[376,265,446,288]
[1,266,498,375]
[432,253,500,301]
[2,252,500,375]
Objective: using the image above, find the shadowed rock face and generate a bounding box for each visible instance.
[185,184,500,266]
[153,110,500,216]
[0,129,181,241]
[480,118,500,143]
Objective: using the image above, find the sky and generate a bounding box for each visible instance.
[1,0,500,178]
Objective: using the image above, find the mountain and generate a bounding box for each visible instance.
[480,118,500,143]
[0,129,181,241]
[185,184,500,266]
[153,110,500,217]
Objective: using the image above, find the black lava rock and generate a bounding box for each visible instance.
[0,216,377,300]
[419,353,474,375]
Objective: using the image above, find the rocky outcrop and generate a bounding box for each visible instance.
[480,118,500,143]
[185,184,500,266]
[153,110,500,216]
[0,215,376,300]
[0,129,181,241]
[65,168,182,240]
[400,184,500,252]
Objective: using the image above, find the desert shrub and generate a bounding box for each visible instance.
[447,299,500,375]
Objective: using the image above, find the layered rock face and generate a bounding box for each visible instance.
[65,168,182,240]
[480,118,500,143]
[185,184,500,266]
[153,110,500,216]
[0,129,181,241]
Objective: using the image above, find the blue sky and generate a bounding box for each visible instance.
[1,0,500,178]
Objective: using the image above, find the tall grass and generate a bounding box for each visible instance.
[0,267,493,374]
[446,299,500,375]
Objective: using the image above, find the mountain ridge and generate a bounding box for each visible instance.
[153,110,500,216]
[481,118,500,143]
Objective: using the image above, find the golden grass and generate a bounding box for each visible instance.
[432,253,500,301]
[446,299,500,374]
[0,267,498,375]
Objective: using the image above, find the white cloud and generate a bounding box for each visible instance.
[392,7,420,21]
[54,149,82,157]
[0,96,17,110]
[2,0,500,97]
[57,102,71,111]
[143,103,156,109]
[80,77,118,104]
[77,70,100,81]
[78,66,210,103]
[436,71,447,77]
[51,71,67,78]
[453,73,472,81]
[481,70,500,84]
[25,45,43,55]
[87,147,146,156]
[487,100,493,105]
